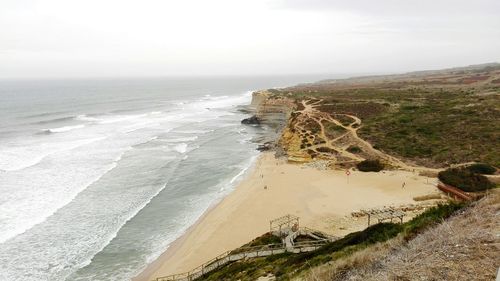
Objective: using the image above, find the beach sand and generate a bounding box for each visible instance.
[137,152,438,280]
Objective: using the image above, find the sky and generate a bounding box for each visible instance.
[1,0,499,78]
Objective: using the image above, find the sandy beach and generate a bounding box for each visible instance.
[137,152,438,280]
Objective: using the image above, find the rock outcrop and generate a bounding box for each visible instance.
[241,115,261,125]
[245,90,295,154]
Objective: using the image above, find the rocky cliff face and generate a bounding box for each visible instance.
[279,124,313,162]
[250,90,330,163]
[249,91,314,162]
[249,90,295,155]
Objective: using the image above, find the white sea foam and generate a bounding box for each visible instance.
[0,141,123,243]
[0,137,106,172]
[123,122,161,133]
[173,143,188,154]
[43,124,85,133]
[159,136,198,143]
[0,89,258,281]
[0,91,244,238]
[75,114,101,122]
[98,114,146,124]
[64,180,172,281]
[229,155,258,185]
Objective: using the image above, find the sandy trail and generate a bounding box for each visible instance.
[294,99,440,173]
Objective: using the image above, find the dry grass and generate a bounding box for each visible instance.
[299,237,404,281]
[299,191,500,281]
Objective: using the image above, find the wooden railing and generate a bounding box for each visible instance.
[154,229,338,281]
[437,182,474,201]
[154,244,286,281]
[298,227,338,241]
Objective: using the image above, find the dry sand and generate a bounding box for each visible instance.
[137,152,438,280]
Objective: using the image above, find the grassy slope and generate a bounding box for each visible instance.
[301,191,499,281]
[360,89,499,167]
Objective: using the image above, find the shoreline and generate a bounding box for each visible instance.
[137,151,438,280]
[133,154,261,281]
[132,200,221,281]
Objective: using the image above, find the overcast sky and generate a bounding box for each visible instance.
[1,0,499,78]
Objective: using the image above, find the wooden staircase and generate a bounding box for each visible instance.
[154,228,338,281]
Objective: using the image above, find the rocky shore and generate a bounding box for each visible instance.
[241,90,294,155]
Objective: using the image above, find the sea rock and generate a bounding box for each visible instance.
[241,115,261,125]
[257,142,274,151]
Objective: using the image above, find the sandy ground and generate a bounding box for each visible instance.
[136,152,438,280]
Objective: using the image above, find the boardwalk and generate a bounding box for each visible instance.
[154,227,337,281]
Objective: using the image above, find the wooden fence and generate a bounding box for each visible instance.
[437,182,474,201]
[154,228,337,281]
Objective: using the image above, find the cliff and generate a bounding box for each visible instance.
[247,90,295,153]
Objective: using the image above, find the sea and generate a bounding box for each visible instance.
[0,76,325,281]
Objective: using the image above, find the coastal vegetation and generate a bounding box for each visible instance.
[466,163,497,175]
[356,159,384,172]
[238,232,282,248]
[346,145,362,154]
[438,167,496,192]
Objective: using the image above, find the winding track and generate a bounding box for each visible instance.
[292,99,440,172]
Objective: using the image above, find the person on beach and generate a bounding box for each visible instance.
[402,182,406,189]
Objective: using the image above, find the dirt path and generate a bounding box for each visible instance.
[291,99,439,173]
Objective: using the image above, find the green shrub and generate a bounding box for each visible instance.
[244,232,282,247]
[317,147,335,153]
[403,201,465,238]
[356,159,384,172]
[347,145,362,154]
[466,163,496,175]
[438,167,495,192]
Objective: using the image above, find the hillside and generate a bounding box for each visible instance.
[299,190,499,281]
[184,192,499,281]
[258,63,500,168]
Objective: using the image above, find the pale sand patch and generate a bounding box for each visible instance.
[139,152,437,280]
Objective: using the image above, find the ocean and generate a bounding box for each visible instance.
[0,76,323,281]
